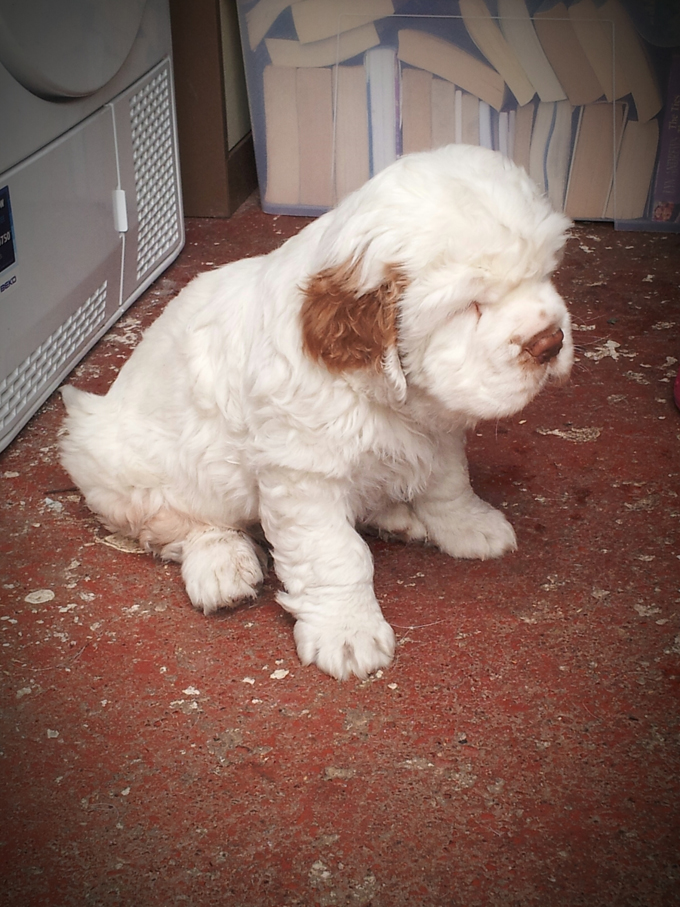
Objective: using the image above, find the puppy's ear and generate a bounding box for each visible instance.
[301,261,409,378]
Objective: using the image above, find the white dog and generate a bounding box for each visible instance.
[60,145,573,680]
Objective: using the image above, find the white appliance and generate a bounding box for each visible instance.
[0,0,184,451]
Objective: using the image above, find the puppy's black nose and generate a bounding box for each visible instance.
[525,327,564,364]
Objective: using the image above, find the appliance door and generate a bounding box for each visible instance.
[0,107,122,448]
[0,0,147,99]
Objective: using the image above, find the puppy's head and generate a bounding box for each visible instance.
[300,145,573,420]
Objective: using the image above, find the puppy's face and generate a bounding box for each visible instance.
[398,267,573,421]
[300,146,573,423]
[301,259,572,423]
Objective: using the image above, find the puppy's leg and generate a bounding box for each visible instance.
[413,432,517,560]
[258,471,395,680]
[177,527,264,615]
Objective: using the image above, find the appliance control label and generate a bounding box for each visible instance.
[0,186,16,276]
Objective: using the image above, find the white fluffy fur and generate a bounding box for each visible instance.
[60,145,573,680]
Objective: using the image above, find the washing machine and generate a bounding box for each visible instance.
[0,0,184,451]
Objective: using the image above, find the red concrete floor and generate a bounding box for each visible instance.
[1,196,679,907]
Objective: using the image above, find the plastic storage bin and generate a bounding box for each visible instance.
[235,0,679,230]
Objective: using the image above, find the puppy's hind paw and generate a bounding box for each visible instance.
[363,501,428,544]
[181,528,264,614]
[419,498,517,561]
[293,612,395,681]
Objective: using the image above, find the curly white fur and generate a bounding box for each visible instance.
[60,145,573,680]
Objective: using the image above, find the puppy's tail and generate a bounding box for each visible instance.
[58,384,106,475]
[59,384,120,522]
[60,384,101,417]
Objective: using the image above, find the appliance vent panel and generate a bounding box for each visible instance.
[0,281,107,431]
[130,66,180,282]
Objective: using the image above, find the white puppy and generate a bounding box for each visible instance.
[60,145,573,680]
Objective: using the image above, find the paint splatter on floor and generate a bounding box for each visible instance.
[1,207,679,907]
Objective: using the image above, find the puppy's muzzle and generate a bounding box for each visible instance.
[525,327,564,364]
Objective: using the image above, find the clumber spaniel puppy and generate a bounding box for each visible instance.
[60,144,573,680]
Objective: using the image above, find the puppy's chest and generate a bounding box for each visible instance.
[350,437,434,511]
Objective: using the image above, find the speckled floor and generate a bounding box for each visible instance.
[1,197,679,907]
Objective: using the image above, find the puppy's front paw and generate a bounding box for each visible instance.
[293,611,395,681]
[181,529,264,614]
[419,498,517,560]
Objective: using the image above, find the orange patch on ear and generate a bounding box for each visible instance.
[301,261,409,373]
